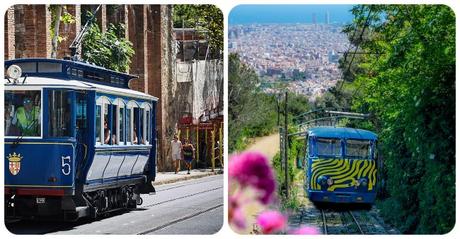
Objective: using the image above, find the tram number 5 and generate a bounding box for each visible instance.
[61,156,71,176]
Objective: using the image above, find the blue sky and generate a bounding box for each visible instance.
[229,5,355,25]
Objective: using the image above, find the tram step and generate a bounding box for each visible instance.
[75,206,90,218]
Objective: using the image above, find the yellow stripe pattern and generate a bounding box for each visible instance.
[310,158,377,191]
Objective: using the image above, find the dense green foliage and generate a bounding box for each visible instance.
[228,53,278,151]
[229,53,313,211]
[173,5,223,54]
[339,5,455,234]
[82,22,134,73]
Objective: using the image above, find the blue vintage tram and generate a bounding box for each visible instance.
[4,58,157,220]
[304,127,378,204]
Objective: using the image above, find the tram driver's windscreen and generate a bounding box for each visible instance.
[316,138,342,158]
[346,140,372,159]
[5,90,41,137]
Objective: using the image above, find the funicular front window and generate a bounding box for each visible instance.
[5,90,41,137]
[346,140,372,159]
[316,138,342,158]
[48,90,72,137]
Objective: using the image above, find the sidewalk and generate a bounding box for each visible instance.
[153,168,222,186]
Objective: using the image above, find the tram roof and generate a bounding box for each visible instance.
[4,76,158,101]
[4,58,157,101]
[4,58,137,89]
[308,127,377,140]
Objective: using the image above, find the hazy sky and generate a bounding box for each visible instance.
[229,5,355,25]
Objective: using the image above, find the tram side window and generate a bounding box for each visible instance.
[103,103,115,145]
[110,105,117,144]
[5,90,41,137]
[96,105,102,143]
[133,108,141,144]
[346,140,372,159]
[126,108,132,144]
[48,90,72,137]
[118,107,124,144]
[316,138,342,158]
[145,110,150,143]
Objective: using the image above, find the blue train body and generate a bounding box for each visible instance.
[304,127,378,204]
[5,58,158,220]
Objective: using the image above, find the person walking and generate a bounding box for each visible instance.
[171,134,182,174]
[182,139,195,174]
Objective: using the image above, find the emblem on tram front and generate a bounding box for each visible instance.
[7,152,23,175]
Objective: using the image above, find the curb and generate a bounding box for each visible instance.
[153,171,219,186]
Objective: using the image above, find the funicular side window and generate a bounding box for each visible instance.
[5,90,42,137]
[346,139,372,159]
[316,138,342,158]
[48,90,72,137]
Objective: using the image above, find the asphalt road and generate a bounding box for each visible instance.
[5,175,223,235]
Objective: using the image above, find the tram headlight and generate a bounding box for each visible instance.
[6,64,22,80]
[327,178,334,186]
[317,176,328,186]
[359,178,368,187]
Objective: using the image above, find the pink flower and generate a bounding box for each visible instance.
[231,207,246,230]
[229,194,246,230]
[289,226,321,235]
[256,210,287,234]
[229,152,276,204]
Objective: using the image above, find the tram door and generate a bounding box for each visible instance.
[75,91,89,176]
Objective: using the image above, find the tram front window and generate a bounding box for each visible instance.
[5,90,41,137]
[48,90,72,137]
[346,140,372,159]
[316,138,342,158]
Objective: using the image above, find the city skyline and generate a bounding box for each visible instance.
[229,5,355,25]
[229,5,352,100]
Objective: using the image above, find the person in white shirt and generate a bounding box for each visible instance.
[171,134,182,174]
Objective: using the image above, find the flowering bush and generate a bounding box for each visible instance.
[229,151,319,234]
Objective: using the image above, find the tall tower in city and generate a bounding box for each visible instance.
[325,11,330,24]
[312,13,317,24]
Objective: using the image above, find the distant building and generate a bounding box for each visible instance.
[328,50,339,63]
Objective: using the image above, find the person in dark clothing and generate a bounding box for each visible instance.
[182,139,195,174]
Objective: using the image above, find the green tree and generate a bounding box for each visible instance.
[343,5,455,234]
[228,53,278,151]
[81,22,134,73]
[173,5,223,55]
[49,5,75,58]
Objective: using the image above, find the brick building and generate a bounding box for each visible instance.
[4,4,223,171]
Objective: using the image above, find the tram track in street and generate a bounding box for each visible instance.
[141,186,223,208]
[7,175,223,235]
[137,204,223,234]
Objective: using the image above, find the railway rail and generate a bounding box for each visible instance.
[289,204,398,235]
